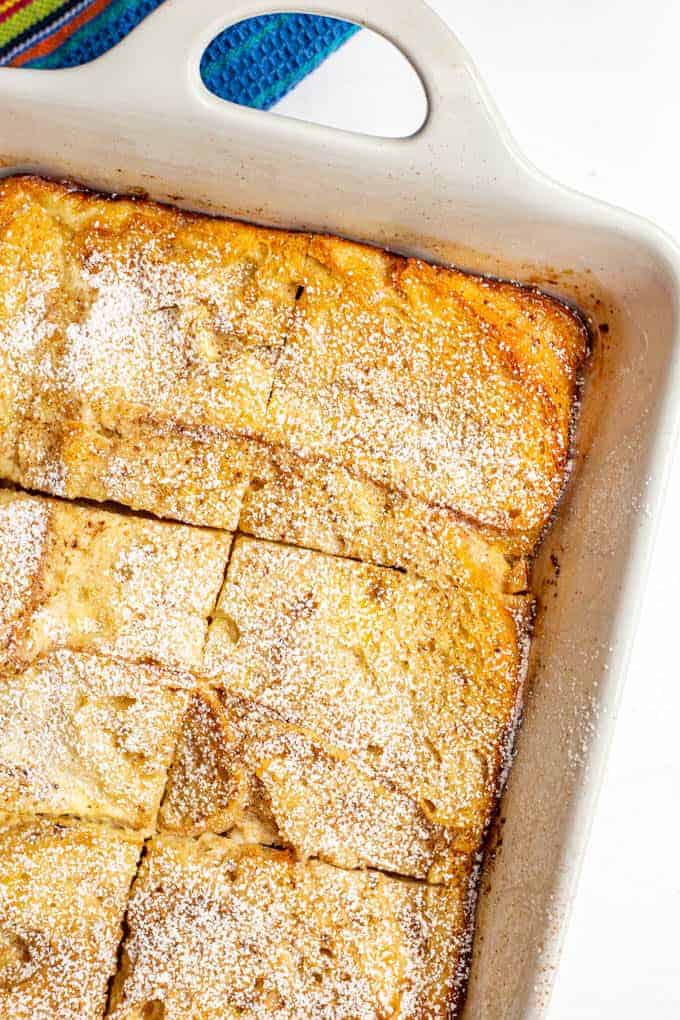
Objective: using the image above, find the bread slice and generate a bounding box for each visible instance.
[204,536,530,862]
[260,234,587,556]
[0,489,232,671]
[0,175,307,522]
[16,417,256,532]
[159,685,466,882]
[107,834,472,1020]
[0,816,141,1020]
[239,441,527,594]
[0,649,190,831]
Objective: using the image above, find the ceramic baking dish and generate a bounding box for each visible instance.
[1,1,679,1016]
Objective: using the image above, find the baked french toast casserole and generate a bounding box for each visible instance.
[0,175,588,1019]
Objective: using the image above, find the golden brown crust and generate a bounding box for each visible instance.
[0,179,65,479]
[261,234,587,554]
[0,816,141,1020]
[108,834,471,1020]
[0,174,306,524]
[0,175,587,575]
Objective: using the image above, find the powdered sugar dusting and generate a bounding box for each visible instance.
[204,537,527,860]
[55,250,276,433]
[160,686,461,882]
[109,835,466,1020]
[0,267,59,362]
[0,817,141,1020]
[0,177,591,1019]
[0,648,190,831]
[261,241,586,547]
[0,491,232,672]
[0,494,50,659]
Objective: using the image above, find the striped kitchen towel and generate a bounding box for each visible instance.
[0,1,359,110]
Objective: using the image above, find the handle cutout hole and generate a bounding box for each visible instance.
[200,13,428,139]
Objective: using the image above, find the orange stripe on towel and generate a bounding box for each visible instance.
[11,0,108,64]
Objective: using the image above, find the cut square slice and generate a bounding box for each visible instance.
[265,235,588,553]
[159,686,463,882]
[204,537,530,859]
[17,175,309,433]
[107,834,471,1020]
[0,175,307,519]
[0,490,232,671]
[239,442,528,594]
[0,649,190,831]
[0,816,141,1020]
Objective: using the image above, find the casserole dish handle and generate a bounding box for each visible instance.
[0,0,520,188]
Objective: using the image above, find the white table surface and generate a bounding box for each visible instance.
[277,2,680,1015]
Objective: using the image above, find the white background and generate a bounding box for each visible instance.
[276,2,680,1016]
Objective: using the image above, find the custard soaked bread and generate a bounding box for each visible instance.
[238,443,527,595]
[0,176,587,588]
[0,816,141,1020]
[196,537,530,878]
[247,234,587,572]
[159,685,466,882]
[0,649,189,832]
[0,174,588,1018]
[108,834,471,1020]
[0,488,231,671]
[0,175,307,529]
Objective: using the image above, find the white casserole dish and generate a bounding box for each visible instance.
[1,1,679,1016]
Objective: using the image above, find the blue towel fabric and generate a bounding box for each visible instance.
[19,3,359,111]
[200,13,359,110]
